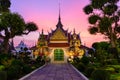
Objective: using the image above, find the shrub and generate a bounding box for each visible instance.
[0,71,7,80]
[73,57,81,64]
[1,58,14,69]
[0,65,5,71]
[81,56,89,65]
[92,62,101,68]
[11,59,23,66]
[36,56,42,62]
[22,64,32,74]
[76,62,86,72]
[7,65,21,80]
[107,65,120,73]
[85,66,95,77]
[106,59,118,65]
[105,67,115,73]
[91,69,110,80]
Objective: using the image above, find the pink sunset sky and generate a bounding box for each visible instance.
[10,0,107,47]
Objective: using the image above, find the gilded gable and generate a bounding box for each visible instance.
[50,29,67,40]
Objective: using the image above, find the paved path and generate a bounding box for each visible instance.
[22,63,87,80]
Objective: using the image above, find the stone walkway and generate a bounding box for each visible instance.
[21,63,87,80]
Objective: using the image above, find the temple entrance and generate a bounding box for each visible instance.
[54,49,64,61]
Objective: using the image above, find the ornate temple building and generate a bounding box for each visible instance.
[33,13,86,63]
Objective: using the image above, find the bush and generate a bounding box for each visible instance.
[0,65,5,71]
[76,62,86,72]
[0,71,7,80]
[85,66,95,77]
[92,62,101,68]
[73,57,81,64]
[106,59,118,65]
[91,69,110,80]
[7,65,21,80]
[36,56,45,65]
[81,56,89,65]
[107,65,120,73]
[22,64,32,74]
[105,67,115,73]
[11,59,23,66]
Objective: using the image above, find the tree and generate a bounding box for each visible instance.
[0,0,11,13]
[91,42,110,64]
[0,12,38,53]
[88,48,95,57]
[0,0,38,54]
[83,0,120,59]
[92,42,110,50]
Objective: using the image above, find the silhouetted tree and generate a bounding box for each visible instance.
[88,48,95,57]
[0,0,11,13]
[0,13,38,53]
[84,0,120,59]
[0,0,38,53]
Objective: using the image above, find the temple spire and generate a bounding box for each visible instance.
[73,28,76,34]
[56,2,63,28]
[59,2,61,22]
[42,29,44,34]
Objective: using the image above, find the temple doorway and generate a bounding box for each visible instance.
[54,49,64,61]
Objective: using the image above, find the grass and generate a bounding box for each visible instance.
[107,65,120,68]
[110,73,120,80]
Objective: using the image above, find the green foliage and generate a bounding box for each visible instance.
[75,62,86,72]
[104,4,118,15]
[1,58,13,69]
[0,71,7,80]
[115,26,120,33]
[11,59,23,66]
[36,56,42,62]
[92,63,101,68]
[83,5,93,14]
[110,65,120,73]
[0,65,5,71]
[92,42,99,49]
[36,56,45,65]
[84,0,120,53]
[0,0,11,13]
[91,0,108,9]
[88,27,98,34]
[0,3,38,53]
[85,66,95,78]
[26,22,38,32]
[73,57,81,64]
[110,73,120,80]
[108,47,118,59]
[91,69,110,80]
[99,17,112,33]
[106,59,118,65]
[88,15,100,24]
[105,67,115,73]
[7,65,21,80]
[22,64,32,74]
[0,13,25,36]
[81,56,90,65]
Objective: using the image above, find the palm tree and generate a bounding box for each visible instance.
[83,0,120,59]
[0,12,38,53]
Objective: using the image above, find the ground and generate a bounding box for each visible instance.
[21,63,87,80]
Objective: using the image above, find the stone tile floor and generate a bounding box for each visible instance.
[22,63,87,80]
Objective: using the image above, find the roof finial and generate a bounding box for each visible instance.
[42,29,44,34]
[73,28,76,34]
[59,2,61,22]
[56,1,63,28]
[39,32,40,39]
